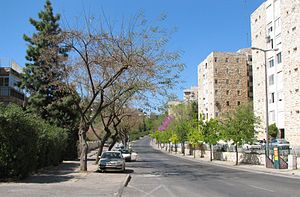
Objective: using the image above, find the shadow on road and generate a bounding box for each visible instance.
[21,161,80,184]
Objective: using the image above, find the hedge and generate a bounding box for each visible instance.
[0,104,67,180]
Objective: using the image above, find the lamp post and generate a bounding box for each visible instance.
[251,47,278,166]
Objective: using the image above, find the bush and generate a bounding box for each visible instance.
[0,104,67,180]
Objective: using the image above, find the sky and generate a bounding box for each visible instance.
[0,0,265,100]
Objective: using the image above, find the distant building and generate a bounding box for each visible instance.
[251,0,300,149]
[197,49,253,121]
[183,86,198,103]
[0,58,25,106]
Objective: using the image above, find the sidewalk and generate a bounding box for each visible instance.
[151,142,300,179]
[0,149,131,197]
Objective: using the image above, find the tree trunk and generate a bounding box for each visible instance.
[210,144,213,162]
[193,145,196,158]
[175,142,177,153]
[95,129,111,164]
[109,136,118,151]
[181,141,185,155]
[235,144,238,165]
[79,121,88,171]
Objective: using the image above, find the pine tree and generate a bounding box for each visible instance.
[22,0,80,159]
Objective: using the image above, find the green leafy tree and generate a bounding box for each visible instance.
[22,0,80,159]
[203,118,220,161]
[268,123,278,139]
[222,103,260,165]
[187,120,203,158]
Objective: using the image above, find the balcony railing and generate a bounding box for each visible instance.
[0,86,25,101]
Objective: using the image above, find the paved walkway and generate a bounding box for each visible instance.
[151,142,300,179]
[0,150,130,197]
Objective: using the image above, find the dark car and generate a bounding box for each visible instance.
[98,151,125,172]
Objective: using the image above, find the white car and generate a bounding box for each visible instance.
[120,149,131,162]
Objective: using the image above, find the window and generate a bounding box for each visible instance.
[276,52,282,64]
[215,68,218,74]
[270,111,275,122]
[4,78,9,86]
[226,68,229,74]
[205,63,207,69]
[215,79,218,84]
[237,90,241,95]
[269,59,274,67]
[0,78,3,86]
[237,101,241,106]
[237,79,240,84]
[226,79,229,84]
[236,58,240,63]
[269,92,275,103]
[226,90,230,95]
[225,58,229,62]
[269,74,274,85]
[214,57,218,62]
[215,90,218,95]
[226,101,230,106]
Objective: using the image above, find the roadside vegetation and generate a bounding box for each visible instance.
[151,102,260,165]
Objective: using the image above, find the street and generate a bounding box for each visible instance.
[123,137,300,197]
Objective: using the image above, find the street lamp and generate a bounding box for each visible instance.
[251,47,278,166]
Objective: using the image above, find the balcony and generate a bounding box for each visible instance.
[0,86,25,106]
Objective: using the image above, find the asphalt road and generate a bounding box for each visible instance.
[123,137,300,197]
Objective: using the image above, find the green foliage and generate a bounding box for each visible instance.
[187,120,203,146]
[0,104,67,180]
[203,118,220,146]
[22,0,79,159]
[268,123,278,139]
[222,103,260,146]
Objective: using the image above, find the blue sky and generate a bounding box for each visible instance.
[0,0,264,100]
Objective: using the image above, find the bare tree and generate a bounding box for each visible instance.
[63,13,183,171]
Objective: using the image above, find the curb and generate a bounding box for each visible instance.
[151,142,300,180]
[116,174,131,197]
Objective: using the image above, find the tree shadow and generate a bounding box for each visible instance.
[20,161,80,184]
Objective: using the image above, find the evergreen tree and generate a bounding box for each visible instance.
[22,0,80,159]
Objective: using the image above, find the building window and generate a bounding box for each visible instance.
[276,52,282,64]
[236,58,240,63]
[237,79,240,84]
[226,90,230,95]
[270,111,275,122]
[205,63,207,69]
[215,68,218,74]
[225,58,229,62]
[237,101,241,106]
[226,68,229,74]
[214,57,218,62]
[237,90,241,95]
[226,79,229,84]
[215,79,218,84]
[2,78,9,86]
[269,59,274,68]
[269,92,275,103]
[0,78,3,86]
[215,90,218,95]
[226,101,230,106]
[269,74,274,85]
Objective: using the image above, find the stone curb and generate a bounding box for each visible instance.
[116,174,131,197]
[151,142,300,180]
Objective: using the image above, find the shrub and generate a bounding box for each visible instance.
[0,104,67,180]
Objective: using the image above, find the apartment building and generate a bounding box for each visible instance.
[251,0,300,149]
[198,49,252,121]
[0,58,25,106]
[183,86,198,103]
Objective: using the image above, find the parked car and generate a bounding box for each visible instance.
[242,141,262,151]
[130,151,138,161]
[270,139,290,147]
[98,151,125,172]
[120,149,131,162]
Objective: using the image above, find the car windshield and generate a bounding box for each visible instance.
[101,152,122,159]
[121,150,130,154]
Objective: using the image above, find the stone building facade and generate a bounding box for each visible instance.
[251,0,300,150]
[198,50,252,121]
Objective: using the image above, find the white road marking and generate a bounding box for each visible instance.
[248,184,275,192]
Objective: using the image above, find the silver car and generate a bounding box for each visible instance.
[98,151,125,172]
